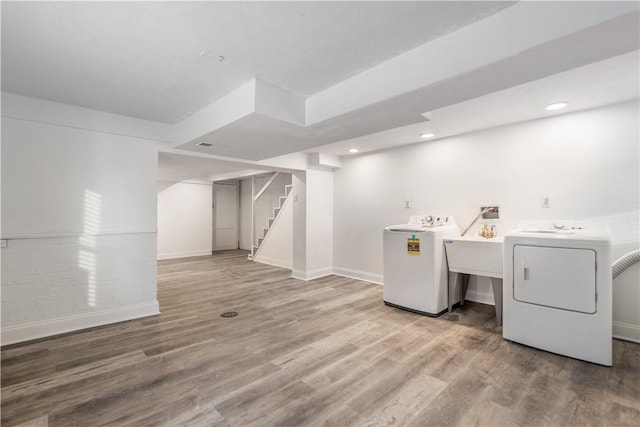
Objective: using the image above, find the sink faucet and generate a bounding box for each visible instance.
[461,207,496,237]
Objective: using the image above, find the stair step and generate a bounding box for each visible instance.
[252,179,292,258]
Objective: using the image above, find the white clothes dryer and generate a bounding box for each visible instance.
[383,215,459,316]
[503,220,612,365]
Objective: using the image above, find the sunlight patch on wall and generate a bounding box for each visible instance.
[79,190,102,308]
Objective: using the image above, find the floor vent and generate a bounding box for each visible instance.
[221,311,238,318]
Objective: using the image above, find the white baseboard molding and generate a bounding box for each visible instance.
[291,267,333,281]
[1,301,160,346]
[613,321,640,343]
[253,255,292,270]
[332,267,383,285]
[157,250,211,260]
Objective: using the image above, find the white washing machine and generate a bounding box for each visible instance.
[383,215,459,316]
[503,220,612,365]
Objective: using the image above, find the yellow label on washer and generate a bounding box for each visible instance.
[407,237,420,255]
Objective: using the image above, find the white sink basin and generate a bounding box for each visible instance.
[444,235,504,278]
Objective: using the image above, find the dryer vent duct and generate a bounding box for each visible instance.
[612,248,640,280]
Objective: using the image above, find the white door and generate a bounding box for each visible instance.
[213,182,239,251]
[513,245,596,313]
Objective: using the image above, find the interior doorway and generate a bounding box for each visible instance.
[212,181,239,251]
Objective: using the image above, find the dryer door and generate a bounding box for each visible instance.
[513,245,597,314]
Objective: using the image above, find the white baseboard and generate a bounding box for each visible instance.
[253,255,292,270]
[291,267,333,281]
[613,321,640,343]
[157,250,211,260]
[1,301,160,346]
[332,267,383,285]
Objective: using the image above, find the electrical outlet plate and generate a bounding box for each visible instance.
[481,206,500,219]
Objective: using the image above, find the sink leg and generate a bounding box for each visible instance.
[460,274,470,306]
[448,271,458,313]
[490,277,503,326]
[449,272,470,313]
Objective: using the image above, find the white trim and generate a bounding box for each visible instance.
[613,321,640,343]
[291,267,333,281]
[306,267,333,280]
[254,172,280,201]
[157,250,212,260]
[1,301,160,346]
[332,267,383,285]
[2,231,156,240]
[253,255,292,270]
[291,269,307,281]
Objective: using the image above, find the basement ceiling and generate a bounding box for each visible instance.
[2,1,639,163]
[1,1,512,123]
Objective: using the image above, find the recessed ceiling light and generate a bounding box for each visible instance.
[348,148,360,153]
[420,133,435,139]
[545,102,568,111]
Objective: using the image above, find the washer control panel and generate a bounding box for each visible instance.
[408,215,452,227]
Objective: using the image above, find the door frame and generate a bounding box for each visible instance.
[212,181,240,252]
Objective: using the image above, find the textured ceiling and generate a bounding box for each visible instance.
[1,1,512,123]
[2,1,639,172]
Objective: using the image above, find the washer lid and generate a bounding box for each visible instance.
[385,224,428,232]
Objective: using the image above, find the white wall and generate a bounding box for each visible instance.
[292,172,307,277]
[157,182,212,259]
[333,101,639,341]
[1,115,160,345]
[292,169,334,280]
[239,178,252,250]
[306,169,334,277]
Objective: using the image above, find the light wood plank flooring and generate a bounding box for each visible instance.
[2,250,639,426]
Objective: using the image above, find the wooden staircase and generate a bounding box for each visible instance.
[249,183,292,259]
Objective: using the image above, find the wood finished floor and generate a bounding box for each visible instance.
[2,250,639,427]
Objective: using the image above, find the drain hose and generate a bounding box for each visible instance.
[612,248,640,280]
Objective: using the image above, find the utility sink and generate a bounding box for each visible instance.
[444,235,504,325]
[444,235,504,278]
